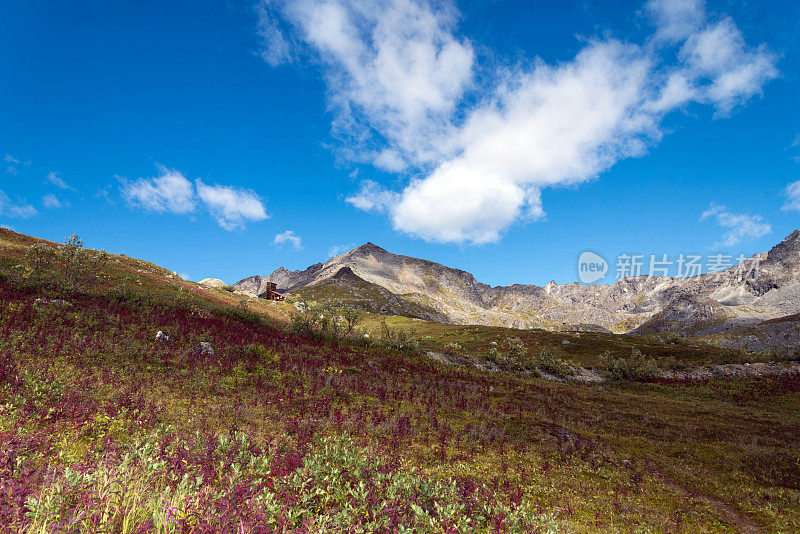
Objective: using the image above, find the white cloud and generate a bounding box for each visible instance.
[345,179,398,212]
[646,0,704,43]
[256,1,295,66]
[782,180,800,212]
[260,0,778,244]
[122,166,197,214]
[0,190,37,218]
[4,154,19,164]
[677,17,778,115]
[393,40,653,243]
[42,194,65,209]
[260,0,474,168]
[701,202,771,247]
[196,180,268,231]
[274,230,303,250]
[120,166,268,231]
[46,171,75,191]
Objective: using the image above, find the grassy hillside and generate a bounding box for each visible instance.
[1,230,800,532]
[357,314,763,369]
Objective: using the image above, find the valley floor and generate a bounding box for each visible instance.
[2,278,800,533]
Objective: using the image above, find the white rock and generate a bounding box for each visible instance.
[155,330,172,343]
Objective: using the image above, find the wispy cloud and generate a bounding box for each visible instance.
[701,202,771,247]
[273,230,303,250]
[345,179,397,213]
[0,190,37,218]
[259,0,474,171]
[4,154,19,175]
[46,171,76,191]
[120,166,268,231]
[42,194,66,209]
[121,166,197,214]
[259,0,778,244]
[4,154,31,176]
[196,180,269,231]
[782,180,800,212]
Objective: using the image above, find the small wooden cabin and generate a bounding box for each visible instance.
[257,281,286,301]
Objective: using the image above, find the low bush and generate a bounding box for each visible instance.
[22,429,562,533]
[288,300,365,342]
[380,320,420,352]
[603,348,660,381]
[660,332,688,344]
[505,336,527,358]
[19,234,108,295]
[529,348,576,377]
[245,343,280,365]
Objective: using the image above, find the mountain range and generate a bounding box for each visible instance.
[233,230,800,342]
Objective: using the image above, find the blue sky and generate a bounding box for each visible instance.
[1,0,799,287]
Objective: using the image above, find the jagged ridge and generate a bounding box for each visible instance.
[234,231,800,333]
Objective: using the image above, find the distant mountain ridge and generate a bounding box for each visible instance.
[234,231,800,334]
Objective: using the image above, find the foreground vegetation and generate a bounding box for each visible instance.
[1,229,799,532]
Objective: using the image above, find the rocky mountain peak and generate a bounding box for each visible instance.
[764,229,800,267]
[348,242,388,256]
[235,231,800,333]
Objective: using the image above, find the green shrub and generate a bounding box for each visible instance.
[289,301,365,342]
[246,343,279,365]
[505,336,527,358]
[660,332,688,344]
[603,348,660,381]
[288,299,318,336]
[530,348,576,377]
[380,320,420,352]
[20,234,109,295]
[338,305,363,336]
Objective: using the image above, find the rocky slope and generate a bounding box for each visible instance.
[235,231,800,340]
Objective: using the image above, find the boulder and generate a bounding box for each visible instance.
[155,330,172,343]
